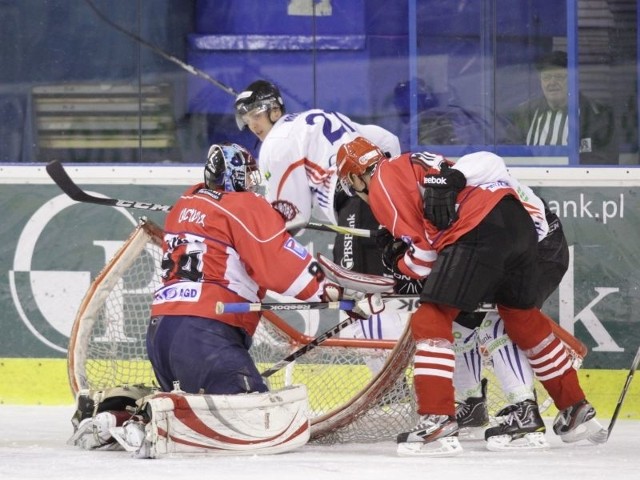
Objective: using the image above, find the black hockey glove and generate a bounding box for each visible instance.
[376,229,409,272]
[422,164,466,230]
[375,227,394,251]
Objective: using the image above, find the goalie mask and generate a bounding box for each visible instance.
[204,143,262,193]
[234,80,285,130]
[336,136,386,196]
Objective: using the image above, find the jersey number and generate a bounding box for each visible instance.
[305,112,356,145]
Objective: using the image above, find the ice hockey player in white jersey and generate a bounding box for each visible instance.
[234,80,401,230]
[235,80,407,342]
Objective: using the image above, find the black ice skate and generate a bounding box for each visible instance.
[456,378,489,439]
[396,414,462,457]
[552,399,607,444]
[484,399,549,451]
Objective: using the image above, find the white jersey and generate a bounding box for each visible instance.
[453,151,549,241]
[258,109,401,229]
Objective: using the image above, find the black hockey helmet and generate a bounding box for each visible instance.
[234,80,285,130]
[204,143,261,192]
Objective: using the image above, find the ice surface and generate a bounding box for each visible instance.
[0,406,638,480]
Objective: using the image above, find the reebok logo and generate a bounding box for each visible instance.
[424,176,447,185]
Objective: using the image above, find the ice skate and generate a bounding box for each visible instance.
[552,399,607,444]
[110,417,152,458]
[67,411,125,450]
[484,399,549,451]
[396,414,462,457]
[456,378,489,440]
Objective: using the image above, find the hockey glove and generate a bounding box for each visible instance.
[381,236,410,273]
[322,283,384,319]
[375,227,394,250]
[422,164,466,230]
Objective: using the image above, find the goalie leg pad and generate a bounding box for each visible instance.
[139,385,310,457]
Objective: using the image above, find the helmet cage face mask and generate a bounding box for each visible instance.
[204,143,262,193]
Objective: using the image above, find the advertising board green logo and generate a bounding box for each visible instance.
[8,193,139,352]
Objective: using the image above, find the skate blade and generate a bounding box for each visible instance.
[486,432,549,452]
[397,436,463,457]
[458,426,487,441]
[560,418,607,444]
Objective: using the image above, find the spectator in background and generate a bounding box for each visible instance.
[506,50,618,164]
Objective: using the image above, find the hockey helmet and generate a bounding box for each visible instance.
[204,143,261,193]
[234,80,285,130]
[336,137,386,195]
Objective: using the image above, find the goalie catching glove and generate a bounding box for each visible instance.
[423,163,466,229]
[317,253,394,319]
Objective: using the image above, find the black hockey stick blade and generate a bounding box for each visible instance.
[46,160,172,212]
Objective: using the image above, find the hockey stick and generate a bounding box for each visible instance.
[305,222,373,238]
[605,345,640,441]
[260,315,361,378]
[45,160,172,212]
[45,160,373,237]
[217,298,533,315]
[83,0,238,97]
[216,300,355,314]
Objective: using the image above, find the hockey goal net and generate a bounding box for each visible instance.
[68,218,579,443]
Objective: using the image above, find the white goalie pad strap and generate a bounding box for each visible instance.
[317,253,395,294]
[145,385,310,456]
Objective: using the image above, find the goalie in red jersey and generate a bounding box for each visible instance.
[148,142,388,395]
[68,142,392,457]
[336,136,606,457]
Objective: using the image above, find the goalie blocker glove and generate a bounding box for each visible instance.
[422,163,466,230]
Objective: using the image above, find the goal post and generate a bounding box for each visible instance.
[68,218,162,394]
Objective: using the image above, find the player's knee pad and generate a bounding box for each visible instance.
[420,243,499,312]
[498,306,554,350]
[410,303,458,341]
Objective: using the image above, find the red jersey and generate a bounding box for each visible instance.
[150,183,323,335]
[368,153,517,280]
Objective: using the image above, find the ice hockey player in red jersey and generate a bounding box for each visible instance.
[147,142,385,395]
[336,136,607,457]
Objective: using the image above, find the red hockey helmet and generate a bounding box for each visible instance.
[336,137,386,194]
